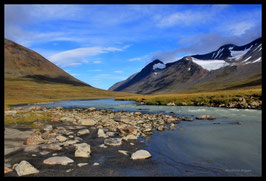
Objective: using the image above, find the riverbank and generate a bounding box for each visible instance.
[4,106,189,176]
[116,87,262,109]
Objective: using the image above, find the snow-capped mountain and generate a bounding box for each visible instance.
[109,37,261,94]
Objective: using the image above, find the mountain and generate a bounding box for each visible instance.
[5,39,89,86]
[109,37,261,94]
[4,39,134,106]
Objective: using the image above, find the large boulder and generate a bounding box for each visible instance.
[43,156,74,165]
[131,150,152,160]
[14,160,39,176]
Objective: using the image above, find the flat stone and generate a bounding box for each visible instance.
[63,140,78,147]
[14,160,39,176]
[122,134,138,141]
[75,143,91,158]
[41,142,62,151]
[104,138,122,146]
[131,150,152,160]
[43,156,74,165]
[77,129,90,136]
[77,118,96,126]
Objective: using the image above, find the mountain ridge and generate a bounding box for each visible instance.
[109,37,262,94]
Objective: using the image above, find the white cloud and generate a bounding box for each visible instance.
[114,70,124,74]
[93,60,102,64]
[87,69,102,72]
[226,21,255,36]
[49,45,128,67]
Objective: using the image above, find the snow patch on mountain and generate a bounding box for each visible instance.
[153,63,166,70]
[230,47,251,57]
[191,57,229,71]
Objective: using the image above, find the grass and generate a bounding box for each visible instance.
[4,77,135,109]
[4,111,52,125]
[116,86,261,107]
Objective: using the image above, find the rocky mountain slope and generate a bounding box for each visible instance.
[109,38,261,94]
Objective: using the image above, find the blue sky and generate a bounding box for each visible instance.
[5,4,261,89]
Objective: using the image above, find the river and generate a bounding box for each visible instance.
[16,98,262,176]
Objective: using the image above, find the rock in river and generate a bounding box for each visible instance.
[14,160,39,176]
[131,150,152,160]
[75,143,91,158]
[104,138,122,146]
[43,156,74,165]
[196,115,216,120]
[77,129,90,136]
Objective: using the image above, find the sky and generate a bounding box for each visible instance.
[4,4,262,90]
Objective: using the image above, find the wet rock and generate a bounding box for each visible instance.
[43,156,74,165]
[99,144,108,148]
[24,134,45,145]
[56,135,68,142]
[41,142,62,151]
[4,167,13,174]
[77,163,88,167]
[63,140,79,147]
[77,129,90,136]
[97,128,108,138]
[14,160,39,176]
[170,123,175,130]
[77,118,96,126]
[167,102,175,106]
[104,138,122,146]
[40,151,50,155]
[131,150,152,160]
[122,134,138,141]
[118,150,128,156]
[234,121,243,125]
[66,169,73,173]
[181,117,194,121]
[55,127,68,134]
[106,131,116,137]
[157,125,165,131]
[196,115,216,120]
[75,143,91,158]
